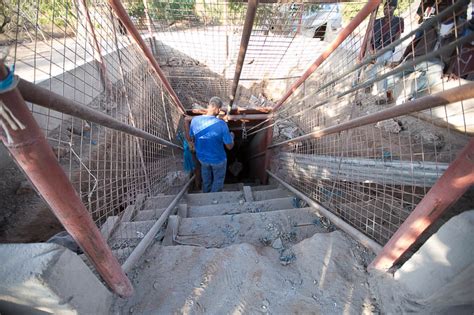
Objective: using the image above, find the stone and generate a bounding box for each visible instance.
[271,238,283,250]
[375,119,401,134]
[16,180,35,195]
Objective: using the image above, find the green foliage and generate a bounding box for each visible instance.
[0,1,13,34]
[38,0,77,29]
[128,1,146,18]
[228,0,245,16]
[342,0,412,23]
[149,0,195,21]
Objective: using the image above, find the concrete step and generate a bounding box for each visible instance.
[222,183,244,191]
[250,184,279,191]
[184,191,244,206]
[166,207,329,248]
[134,208,166,221]
[144,195,177,209]
[253,188,293,201]
[109,221,155,249]
[187,197,296,218]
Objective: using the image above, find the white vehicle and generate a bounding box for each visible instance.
[299,4,342,42]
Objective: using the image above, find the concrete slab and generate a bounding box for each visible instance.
[184,191,244,206]
[144,195,177,209]
[253,188,293,201]
[0,243,112,315]
[395,210,474,306]
[243,186,254,202]
[222,183,244,191]
[170,207,328,248]
[187,197,296,218]
[121,205,136,222]
[135,208,166,221]
[100,216,120,241]
[110,221,155,242]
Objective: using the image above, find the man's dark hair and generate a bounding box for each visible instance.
[209,96,223,109]
[385,0,397,8]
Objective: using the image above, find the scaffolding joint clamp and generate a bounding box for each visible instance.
[0,65,19,94]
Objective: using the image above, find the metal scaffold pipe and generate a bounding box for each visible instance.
[0,62,134,298]
[17,79,182,150]
[272,0,381,111]
[107,0,187,114]
[229,0,258,109]
[270,82,474,148]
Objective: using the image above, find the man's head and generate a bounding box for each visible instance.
[207,96,224,115]
[383,0,397,18]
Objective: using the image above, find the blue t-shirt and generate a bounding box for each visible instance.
[190,115,233,164]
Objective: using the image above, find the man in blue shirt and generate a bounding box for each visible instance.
[190,97,234,193]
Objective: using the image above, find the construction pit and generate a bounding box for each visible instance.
[1,0,474,314]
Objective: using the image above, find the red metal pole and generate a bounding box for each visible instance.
[358,8,377,62]
[273,0,381,111]
[107,0,186,114]
[229,0,258,108]
[0,64,133,298]
[368,139,474,271]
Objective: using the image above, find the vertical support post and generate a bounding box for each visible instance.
[358,8,377,62]
[295,4,304,35]
[77,0,112,95]
[108,0,186,114]
[0,63,133,298]
[263,121,274,184]
[369,139,474,271]
[273,0,381,111]
[229,0,258,111]
[142,0,156,54]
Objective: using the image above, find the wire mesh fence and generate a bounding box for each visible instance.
[2,0,186,262]
[1,0,472,266]
[268,0,473,245]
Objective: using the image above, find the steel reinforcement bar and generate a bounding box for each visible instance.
[269,82,474,148]
[17,78,183,150]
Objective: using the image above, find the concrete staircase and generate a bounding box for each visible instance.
[103,183,332,265]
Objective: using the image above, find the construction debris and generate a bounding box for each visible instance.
[375,119,402,133]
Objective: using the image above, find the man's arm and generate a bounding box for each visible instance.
[225,132,235,150]
[185,116,195,151]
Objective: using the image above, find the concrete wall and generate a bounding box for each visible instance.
[0,243,112,315]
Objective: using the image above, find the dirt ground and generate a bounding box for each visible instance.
[111,230,386,314]
[0,158,62,243]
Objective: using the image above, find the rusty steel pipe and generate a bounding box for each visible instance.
[369,139,474,271]
[358,8,377,61]
[77,0,112,95]
[273,0,381,111]
[229,0,258,107]
[270,82,474,148]
[0,65,133,298]
[17,79,182,150]
[107,0,186,114]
